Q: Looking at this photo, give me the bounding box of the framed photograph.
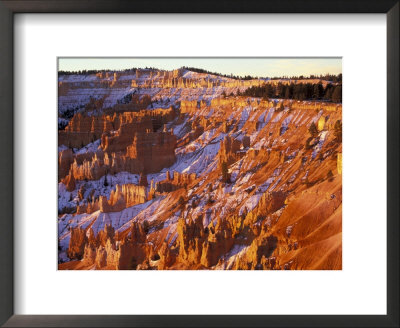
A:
[0,1,398,327]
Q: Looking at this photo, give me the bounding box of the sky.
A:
[58,57,341,78]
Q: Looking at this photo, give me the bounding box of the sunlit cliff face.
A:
[58,68,342,270]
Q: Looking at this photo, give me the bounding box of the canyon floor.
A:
[58,68,342,270]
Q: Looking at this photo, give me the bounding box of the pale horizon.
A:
[58,57,342,78]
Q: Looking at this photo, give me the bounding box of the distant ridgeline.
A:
[58,66,342,103]
[58,66,341,81]
[180,68,342,84]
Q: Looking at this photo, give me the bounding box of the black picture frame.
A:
[0,1,398,327]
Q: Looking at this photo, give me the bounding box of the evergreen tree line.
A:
[182,67,342,83]
[238,82,342,103]
[58,67,142,76]
[58,66,342,85]
[58,69,103,76]
[269,73,342,83]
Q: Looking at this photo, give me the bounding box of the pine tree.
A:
[139,173,148,187]
[324,86,333,101]
[327,170,334,181]
[178,196,185,208]
[313,83,323,99]
[318,83,324,99]
[276,82,284,97]
[285,86,290,99]
[332,85,342,103]
[265,84,273,98]
[334,120,342,142]
[308,122,318,137]
[262,94,269,101]
[221,161,230,183]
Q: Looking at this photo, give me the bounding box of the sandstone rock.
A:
[82,221,150,270]
[67,227,88,260]
[61,169,76,192]
[69,129,176,182]
[95,247,107,268]
[218,136,242,169]
[265,191,287,214]
[177,216,205,264]
[98,184,148,213]
[152,171,196,195]
[176,215,235,268]
[245,235,278,266]
[82,244,96,265]
[158,241,176,269]
[58,70,343,271]
[337,153,342,174]
[58,149,73,181]
[97,224,115,247]
[77,185,86,200]
[130,221,146,244]
[242,135,251,148]
[318,116,326,131]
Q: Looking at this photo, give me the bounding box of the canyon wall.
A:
[59,68,342,271]
[76,183,147,214]
[59,107,175,149]
[150,171,197,195]
[59,108,177,183]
